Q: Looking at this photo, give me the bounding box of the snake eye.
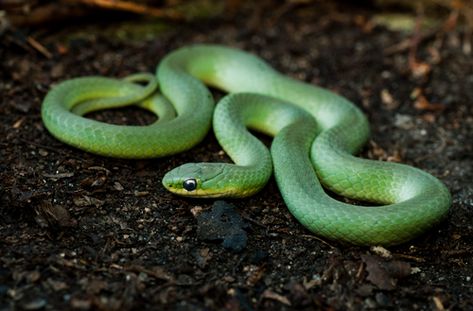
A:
[183,179,197,191]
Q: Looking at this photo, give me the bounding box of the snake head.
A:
[162,163,228,198]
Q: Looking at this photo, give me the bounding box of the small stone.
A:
[375,292,391,307]
[113,182,124,191]
[394,114,414,130]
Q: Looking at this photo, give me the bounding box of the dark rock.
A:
[196,201,249,252]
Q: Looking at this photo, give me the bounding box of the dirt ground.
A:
[1,3,473,310]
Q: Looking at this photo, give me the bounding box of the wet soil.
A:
[1,4,473,310]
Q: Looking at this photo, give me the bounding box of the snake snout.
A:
[162,164,193,192]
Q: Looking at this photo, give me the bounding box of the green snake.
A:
[41,44,451,245]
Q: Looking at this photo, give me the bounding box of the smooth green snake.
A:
[41,44,451,246]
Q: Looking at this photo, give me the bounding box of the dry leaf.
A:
[414,95,446,111]
[35,201,77,228]
[361,254,411,290]
[410,60,431,79]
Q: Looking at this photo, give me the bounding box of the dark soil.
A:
[1,3,473,310]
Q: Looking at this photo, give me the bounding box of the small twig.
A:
[299,233,337,249]
[67,0,184,19]
[26,36,53,59]
[240,211,267,228]
[393,253,426,263]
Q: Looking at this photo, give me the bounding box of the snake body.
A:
[42,44,451,245]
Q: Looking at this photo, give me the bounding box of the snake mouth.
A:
[186,184,255,198]
[165,187,236,198]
